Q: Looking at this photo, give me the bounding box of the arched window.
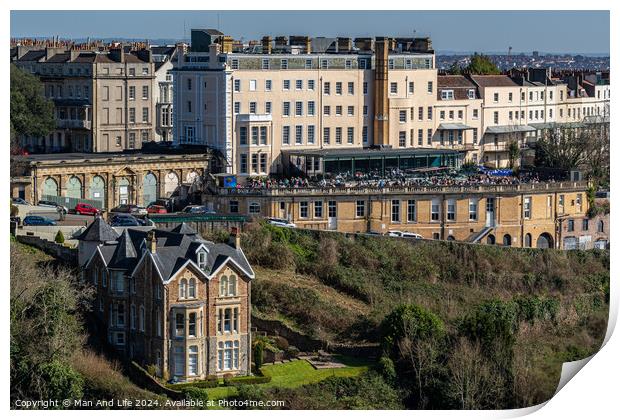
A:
[598,220,604,233]
[179,278,187,299]
[219,275,228,296]
[188,278,196,298]
[503,234,512,247]
[447,235,455,241]
[249,202,261,214]
[228,274,237,296]
[486,234,496,245]
[524,233,532,248]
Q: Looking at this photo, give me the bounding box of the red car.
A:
[147,204,168,214]
[75,202,101,216]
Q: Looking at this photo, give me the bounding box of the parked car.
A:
[110,204,148,216]
[363,231,383,237]
[110,218,141,227]
[12,197,30,205]
[265,217,296,228]
[75,202,101,216]
[110,214,145,226]
[387,230,403,237]
[38,200,68,214]
[181,205,213,214]
[23,215,57,226]
[402,232,423,239]
[146,204,168,214]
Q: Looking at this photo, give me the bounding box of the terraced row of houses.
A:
[172,29,609,174]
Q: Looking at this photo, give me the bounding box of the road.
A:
[24,209,96,227]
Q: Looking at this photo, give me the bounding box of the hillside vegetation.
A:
[210,222,609,408]
[10,239,167,408]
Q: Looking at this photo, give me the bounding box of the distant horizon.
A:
[10,10,610,55]
[9,36,610,58]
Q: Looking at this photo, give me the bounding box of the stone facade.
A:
[13,45,179,153]
[209,181,590,248]
[80,221,254,381]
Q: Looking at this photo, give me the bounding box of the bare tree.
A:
[446,337,504,409]
[397,320,444,409]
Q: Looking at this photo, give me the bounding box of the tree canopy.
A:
[10,64,55,147]
[466,53,501,75]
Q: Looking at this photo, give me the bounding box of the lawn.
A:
[198,356,371,403]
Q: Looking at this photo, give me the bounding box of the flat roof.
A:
[18,150,211,164]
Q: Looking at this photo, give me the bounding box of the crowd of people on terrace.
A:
[240,168,554,190]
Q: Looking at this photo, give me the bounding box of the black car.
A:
[110,214,145,226]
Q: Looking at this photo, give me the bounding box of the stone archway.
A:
[503,234,512,247]
[536,233,554,249]
[164,171,179,197]
[117,177,131,205]
[89,175,106,208]
[43,177,59,197]
[186,171,199,184]
[66,176,82,199]
[486,234,496,245]
[143,172,158,206]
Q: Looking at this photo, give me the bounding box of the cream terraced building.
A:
[172,31,610,174]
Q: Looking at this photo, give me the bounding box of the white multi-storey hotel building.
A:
[173,29,609,174]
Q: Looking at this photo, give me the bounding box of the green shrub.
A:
[54,230,65,244]
[223,373,234,386]
[378,355,396,384]
[273,336,289,350]
[284,346,299,359]
[39,360,84,402]
[184,387,209,405]
[253,341,264,372]
[227,374,272,385]
[146,364,157,377]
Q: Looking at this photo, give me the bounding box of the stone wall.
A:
[15,235,78,266]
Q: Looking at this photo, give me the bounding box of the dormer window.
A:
[197,251,207,270]
[441,90,454,100]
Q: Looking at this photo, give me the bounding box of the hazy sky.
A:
[10,10,610,54]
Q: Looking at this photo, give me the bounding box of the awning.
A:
[485,124,536,134]
[530,122,586,130]
[437,123,475,130]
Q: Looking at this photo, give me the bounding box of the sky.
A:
[10,10,610,55]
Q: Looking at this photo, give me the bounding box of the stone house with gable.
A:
[77,217,254,381]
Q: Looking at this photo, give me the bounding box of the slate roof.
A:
[83,219,254,281]
[437,75,479,100]
[75,216,119,242]
[469,75,519,88]
[16,50,46,62]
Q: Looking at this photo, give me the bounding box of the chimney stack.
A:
[230,226,241,249]
[147,230,157,253]
[222,36,233,53]
[262,36,272,54]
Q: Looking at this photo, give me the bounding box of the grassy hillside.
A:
[207,222,609,408]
